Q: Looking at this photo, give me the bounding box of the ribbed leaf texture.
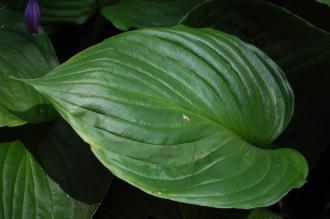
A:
[181,0,330,166]
[23,26,308,209]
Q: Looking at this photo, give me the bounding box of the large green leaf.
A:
[0,119,112,218]
[23,26,308,208]
[0,141,97,218]
[181,0,330,167]
[0,10,58,127]
[101,0,205,30]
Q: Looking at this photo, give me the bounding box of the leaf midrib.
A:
[31,78,252,148]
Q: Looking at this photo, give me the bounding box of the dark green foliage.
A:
[0,0,329,218]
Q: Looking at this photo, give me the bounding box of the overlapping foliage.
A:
[0,0,329,218]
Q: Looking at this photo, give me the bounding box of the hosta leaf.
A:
[101,0,205,30]
[246,208,281,219]
[23,26,308,208]
[0,141,100,218]
[181,0,330,167]
[0,10,58,126]
[0,118,112,218]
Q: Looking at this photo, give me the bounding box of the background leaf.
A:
[315,0,330,7]
[181,0,330,167]
[0,118,112,218]
[101,0,205,30]
[24,26,307,209]
[0,0,97,26]
[0,10,58,126]
[0,105,24,127]
[0,140,106,218]
[246,208,281,219]
[39,0,97,25]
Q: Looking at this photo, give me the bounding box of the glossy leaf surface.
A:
[24,26,308,208]
[0,10,58,126]
[181,0,330,167]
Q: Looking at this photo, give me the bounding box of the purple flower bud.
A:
[24,0,40,33]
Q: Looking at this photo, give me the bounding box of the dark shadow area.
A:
[266,0,330,33]
[94,177,248,219]
[49,13,121,63]
[285,0,330,32]
[285,141,330,219]
[10,103,58,124]
[0,118,112,205]
[94,177,182,219]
